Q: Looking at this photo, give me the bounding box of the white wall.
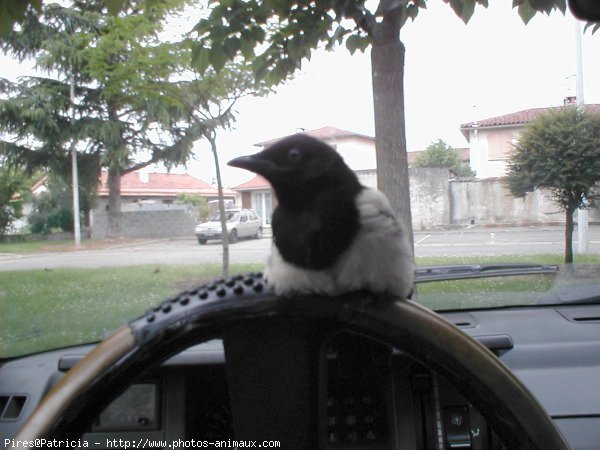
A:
[468,127,521,179]
[330,137,376,171]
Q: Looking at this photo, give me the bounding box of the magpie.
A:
[228,134,414,299]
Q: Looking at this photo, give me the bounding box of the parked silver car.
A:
[195,209,263,244]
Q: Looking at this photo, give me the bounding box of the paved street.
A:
[1,225,599,271]
[413,225,600,258]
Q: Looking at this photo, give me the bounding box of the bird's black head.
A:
[228,134,359,203]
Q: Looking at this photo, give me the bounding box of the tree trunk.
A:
[107,166,121,238]
[208,134,230,279]
[565,204,575,264]
[370,13,415,254]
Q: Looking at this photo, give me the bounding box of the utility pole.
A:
[67,17,81,247]
[574,17,588,254]
[70,70,81,247]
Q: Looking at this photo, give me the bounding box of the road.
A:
[1,225,599,271]
[414,226,600,258]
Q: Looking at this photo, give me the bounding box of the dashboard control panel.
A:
[323,332,392,448]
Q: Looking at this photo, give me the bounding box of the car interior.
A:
[2,269,600,449]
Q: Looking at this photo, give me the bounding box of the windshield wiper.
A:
[415,263,559,282]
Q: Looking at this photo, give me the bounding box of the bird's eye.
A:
[288,148,301,163]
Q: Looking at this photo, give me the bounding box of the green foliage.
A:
[0,2,234,190]
[506,107,600,211]
[190,0,428,84]
[27,176,76,234]
[0,0,587,41]
[414,139,475,177]
[186,0,578,84]
[0,0,266,242]
[507,106,600,263]
[29,208,73,234]
[176,193,209,220]
[0,0,42,37]
[0,165,29,235]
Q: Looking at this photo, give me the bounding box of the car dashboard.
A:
[2,304,600,450]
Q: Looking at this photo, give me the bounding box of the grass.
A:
[415,254,600,310]
[417,253,600,266]
[0,240,73,254]
[0,238,149,254]
[1,253,599,358]
[0,263,262,358]
[416,274,556,310]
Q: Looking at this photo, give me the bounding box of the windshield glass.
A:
[415,264,600,309]
[208,212,239,222]
[1,1,599,358]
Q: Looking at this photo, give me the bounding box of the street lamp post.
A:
[70,70,81,247]
[67,16,81,247]
[574,18,588,254]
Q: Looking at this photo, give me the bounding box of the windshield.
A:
[1,1,599,358]
[209,212,239,223]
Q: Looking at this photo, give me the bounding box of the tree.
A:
[24,173,98,234]
[506,106,600,263]
[171,65,270,277]
[414,139,475,177]
[0,1,233,237]
[177,193,210,221]
[27,175,74,234]
[0,163,29,236]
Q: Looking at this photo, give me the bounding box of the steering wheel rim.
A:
[15,273,570,449]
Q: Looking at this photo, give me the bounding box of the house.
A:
[233,174,274,226]
[97,169,236,210]
[460,103,600,179]
[255,126,377,172]
[14,169,232,237]
[10,177,50,232]
[232,126,377,227]
[92,169,238,239]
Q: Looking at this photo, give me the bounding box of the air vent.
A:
[0,395,27,421]
[572,316,600,323]
[443,312,477,328]
[557,306,600,324]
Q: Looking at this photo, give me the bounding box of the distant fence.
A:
[11,172,594,241]
[0,229,92,243]
[409,168,600,229]
[91,204,200,239]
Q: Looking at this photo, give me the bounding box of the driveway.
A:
[0,237,270,271]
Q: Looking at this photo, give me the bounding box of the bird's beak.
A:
[228,154,273,177]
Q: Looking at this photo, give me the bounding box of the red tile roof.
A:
[255,126,374,147]
[232,175,271,191]
[98,171,236,198]
[460,104,600,130]
[30,176,49,196]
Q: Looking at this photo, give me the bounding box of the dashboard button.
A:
[443,406,471,449]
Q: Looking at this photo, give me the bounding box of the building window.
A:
[254,191,272,226]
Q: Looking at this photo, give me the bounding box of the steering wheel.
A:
[15,273,569,449]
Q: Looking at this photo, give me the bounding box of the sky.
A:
[2,1,599,188]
